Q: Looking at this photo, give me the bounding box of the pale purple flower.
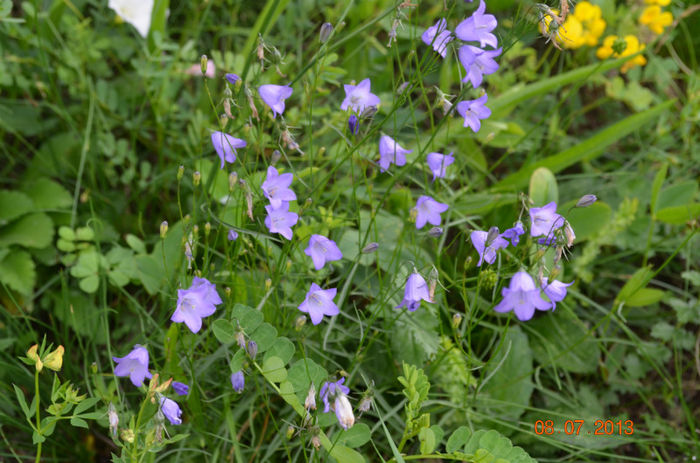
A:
[540,277,574,310]
[334,394,355,430]
[455,0,499,49]
[458,45,502,88]
[421,19,453,58]
[225,73,240,85]
[456,94,491,132]
[378,135,411,172]
[414,195,449,229]
[320,378,350,413]
[298,283,339,325]
[470,229,509,266]
[426,152,454,180]
[159,397,182,425]
[341,78,381,113]
[113,345,152,387]
[247,340,258,359]
[529,202,564,237]
[264,202,298,240]
[538,234,557,246]
[396,272,432,311]
[304,234,343,270]
[231,371,245,393]
[494,271,551,321]
[171,277,222,334]
[211,131,247,169]
[108,403,119,437]
[502,221,525,247]
[348,114,359,134]
[228,229,238,241]
[262,166,296,209]
[172,381,189,396]
[258,84,293,118]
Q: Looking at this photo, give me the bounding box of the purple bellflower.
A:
[396,272,432,311]
[159,397,182,425]
[262,166,297,209]
[348,114,359,134]
[501,221,525,247]
[228,229,238,241]
[470,228,509,266]
[421,19,453,58]
[414,195,449,229]
[113,344,152,387]
[458,45,502,88]
[455,0,499,49]
[341,78,381,113]
[298,283,339,325]
[171,277,223,334]
[320,378,355,430]
[540,277,574,310]
[426,152,455,181]
[211,131,247,169]
[172,381,189,396]
[225,73,240,85]
[231,371,245,393]
[264,202,298,240]
[529,202,564,237]
[494,271,551,321]
[378,135,411,172]
[304,234,343,270]
[258,84,293,118]
[456,94,491,132]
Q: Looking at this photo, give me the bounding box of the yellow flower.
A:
[640,5,673,35]
[573,1,607,46]
[540,2,606,49]
[44,345,64,371]
[644,0,670,5]
[27,344,43,372]
[596,35,647,73]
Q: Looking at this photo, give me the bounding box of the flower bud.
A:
[362,242,379,254]
[200,55,208,75]
[230,371,245,393]
[549,266,561,281]
[428,227,443,237]
[193,171,201,187]
[204,222,211,237]
[295,315,307,331]
[358,395,372,413]
[361,106,377,119]
[319,22,333,43]
[348,114,359,135]
[334,395,355,430]
[311,434,321,449]
[486,226,500,245]
[564,223,576,248]
[225,73,240,85]
[235,330,246,349]
[452,313,462,328]
[247,340,258,359]
[228,172,238,191]
[397,81,410,95]
[177,165,184,181]
[27,344,43,372]
[228,229,238,241]
[576,194,597,208]
[121,428,135,443]
[286,425,295,439]
[108,403,119,437]
[305,383,316,410]
[160,221,168,238]
[265,278,272,290]
[271,150,282,165]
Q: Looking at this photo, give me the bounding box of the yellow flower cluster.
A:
[540,1,606,49]
[596,35,647,73]
[639,4,673,35]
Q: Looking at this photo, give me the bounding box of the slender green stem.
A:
[34,369,41,463]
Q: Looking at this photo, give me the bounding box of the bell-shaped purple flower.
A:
[298,283,339,325]
[172,381,190,396]
[171,277,223,334]
[211,131,247,169]
[421,19,453,58]
[529,202,564,237]
[113,344,152,387]
[414,195,449,229]
[470,229,509,266]
[262,166,297,209]
[228,229,238,241]
[540,277,574,310]
[258,84,293,118]
[264,202,298,240]
[334,394,355,430]
[455,0,499,49]
[426,152,454,181]
[494,271,551,321]
[304,234,343,270]
[396,272,432,311]
[320,378,350,413]
[456,94,491,132]
[225,73,240,85]
[458,45,502,88]
[341,78,381,113]
[159,397,183,425]
[348,114,359,134]
[231,371,245,393]
[501,221,525,247]
[378,135,411,172]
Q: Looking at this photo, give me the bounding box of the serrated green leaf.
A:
[0,250,36,295]
[0,212,54,248]
[22,178,72,209]
[0,190,34,225]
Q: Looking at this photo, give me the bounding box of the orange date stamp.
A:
[534,419,634,436]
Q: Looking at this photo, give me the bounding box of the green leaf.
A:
[616,266,653,306]
[564,201,612,241]
[337,423,371,448]
[0,212,54,248]
[249,322,277,353]
[493,100,675,191]
[21,178,72,210]
[287,358,328,401]
[0,190,33,225]
[70,417,88,429]
[530,311,600,374]
[650,163,668,216]
[13,384,30,419]
[229,349,246,373]
[231,304,264,332]
[327,444,365,463]
[528,167,558,207]
[446,426,472,453]
[73,397,100,415]
[79,275,99,293]
[261,356,287,383]
[419,427,436,454]
[656,203,700,225]
[0,250,36,295]
[462,429,537,463]
[625,288,665,307]
[480,326,533,419]
[263,336,295,365]
[650,322,674,342]
[125,234,146,254]
[212,319,237,344]
[656,180,697,211]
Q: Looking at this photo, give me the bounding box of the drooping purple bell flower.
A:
[298,283,339,325]
[414,195,449,229]
[378,135,411,172]
[258,84,293,118]
[470,228,509,266]
[113,345,152,387]
[171,277,223,334]
[211,131,247,169]
[456,94,491,132]
[494,271,551,321]
[304,234,343,270]
[159,397,183,425]
[396,272,432,312]
[426,152,454,181]
[540,277,574,310]
[458,45,502,88]
[455,0,499,49]
[529,202,564,237]
[421,18,453,58]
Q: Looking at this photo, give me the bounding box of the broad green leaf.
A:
[564,201,612,241]
[462,429,537,463]
[0,212,54,248]
[0,190,33,225]
[656,203,700,225]
[656,180,697,211]
[21,178,72,209]
[419,427,436,454]
[626,288,665,307]
[125,234,146,254]
[70,417,88,429]
[278,380,304,414]
[337,423,371,448]
[530,311,600,374]
[212,319,237,344]
[263,336,295,365]
[616,266,653,306]
[249,322,277,353]
[0,250,36,295]
[446,426,472,453]
[261,356,287,383]
[231,304,264,332]
[326,443,365,463]
[73,397,100,415]
[528,167,558,207]
[229,349,246,373]
[287,358,327,399]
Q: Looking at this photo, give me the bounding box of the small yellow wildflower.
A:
[644,0,671,6]
[640,5,673,35]
[43,345,64,371]
[27,344,43,372]
[539,2,606,49]
[596,35,647,73]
